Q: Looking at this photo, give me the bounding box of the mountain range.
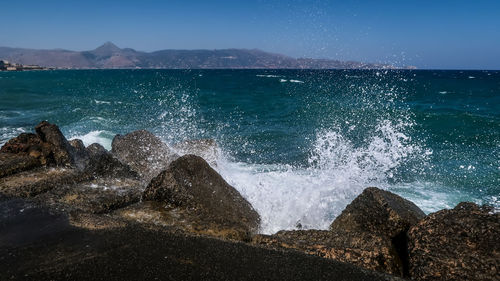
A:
[0,42,407,69]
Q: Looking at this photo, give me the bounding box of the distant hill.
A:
[0,42,409,69]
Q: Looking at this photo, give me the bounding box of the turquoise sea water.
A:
[1,69,499,233]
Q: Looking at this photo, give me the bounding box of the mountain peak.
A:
[92,42,121,56]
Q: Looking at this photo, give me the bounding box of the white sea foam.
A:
[215,118,428,234]
[94,99,111,105]
[256,74,283,78]
[279,79,287,83]
[70,130,115,150]
[289,79,304,83]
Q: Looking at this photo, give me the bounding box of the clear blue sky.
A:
[1,0,499,69]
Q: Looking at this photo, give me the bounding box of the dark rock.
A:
[0,121,77,168]
[408,202,500,281]
[86,143,138,179]
[326,187,425,277]
[112,130,178,182]
[69,139,90,168]
[0,198,403,281]
[34,121,75,166]
[0,153,41,178]
[253,229,402,276]
[172,138,218,166]
[35,178,142,214]
[143,154,260,240]
[330,187,425,237]
[0,167,91,197]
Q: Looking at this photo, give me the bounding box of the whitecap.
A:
[289,79,304,83]
[94,99,111,105]
[70,130,115,150]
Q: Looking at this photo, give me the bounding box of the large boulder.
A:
[143,154,260,240]
[111,130,178,182]
[328,187,426,277]
[408,202,499,281]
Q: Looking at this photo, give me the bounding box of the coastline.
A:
[1,121,498,280]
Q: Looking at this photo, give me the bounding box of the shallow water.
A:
[1,69,498,233]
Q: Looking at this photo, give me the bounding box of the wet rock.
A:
[143,154,260,240]
[330,187,425,237]
[34,121,75,166]
[112,130,178,182]
[1,121,77,167]
[172,138,218,166]
[327,187,425,276]
[35,178,142,214]
[69,139,90,168]
[0,153,41,178]
[408,202,500,281]
[86,143,139,179]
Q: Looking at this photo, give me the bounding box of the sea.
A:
[0,69,499,234]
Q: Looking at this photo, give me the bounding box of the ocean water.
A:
[1,69,499,234]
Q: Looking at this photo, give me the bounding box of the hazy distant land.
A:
[0,42,414,70]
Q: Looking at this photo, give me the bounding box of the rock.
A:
[1,121,77,167]
[69,139,90,168]
[253,229,402,275]
[112,130,178,182]
[35,178,142,214]
[86,143,139,179]
[330,187,425,237]
[0,153,41,178]
[252,187,426,277]
[326,187,426,277]
[0,167,90,198]
[172,138,218,166]
[34,121,75,166]
[408,202,500,281]
[0,198,404,281]
[143,154,260,240]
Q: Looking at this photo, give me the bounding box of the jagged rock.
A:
[112,130,178,182]
[1,121,77,167]
[172,138,218,166]
[408,202,500,281]
[143,154,260,240]
[330,187,425,237]
[69,139,89,168]
[0,153,41,178]
[327,187,425,277]
[34,121,75,166]
[86,143,138,179]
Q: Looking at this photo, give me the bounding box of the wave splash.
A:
[215,118,426,234]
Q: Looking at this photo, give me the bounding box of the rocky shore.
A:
[1,121,498,280]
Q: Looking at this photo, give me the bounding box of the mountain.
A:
[0,42,404,69]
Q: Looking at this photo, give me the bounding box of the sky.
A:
[1,0,499,69]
